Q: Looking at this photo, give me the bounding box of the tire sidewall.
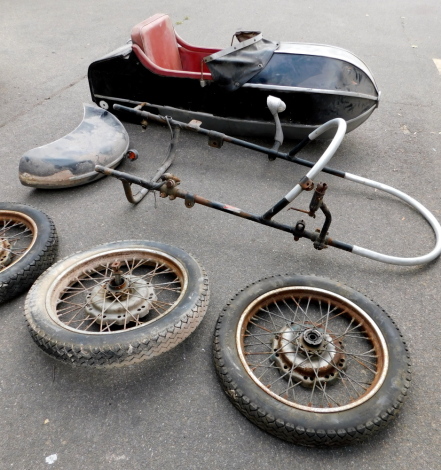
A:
[0,203,57,303]
[0,203,55,283]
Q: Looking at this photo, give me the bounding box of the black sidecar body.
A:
[88,13,380,139]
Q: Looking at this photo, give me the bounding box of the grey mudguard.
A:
[19,104,129,189]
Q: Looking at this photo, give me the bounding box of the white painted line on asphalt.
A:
[433,58,441,74]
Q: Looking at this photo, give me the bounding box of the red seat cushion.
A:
[131,14,182,71]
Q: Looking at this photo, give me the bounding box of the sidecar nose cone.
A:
[18,104,129,189]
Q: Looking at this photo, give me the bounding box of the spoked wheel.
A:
[25,240,209,367]
[0,203,57,304]
[213,275,411,447]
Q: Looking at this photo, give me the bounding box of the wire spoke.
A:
[0,220,34,270]
[51,254,182,333]
[239,287,384,410]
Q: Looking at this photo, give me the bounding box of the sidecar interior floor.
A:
[18,104,129,189]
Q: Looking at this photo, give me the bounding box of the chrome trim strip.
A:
[94,95,144,106]
[243,83,378,101]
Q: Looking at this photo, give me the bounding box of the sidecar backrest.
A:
[131,14,183,71]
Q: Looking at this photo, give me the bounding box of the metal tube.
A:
[314,202,332,250]
[284,118,347,203]
[344,173,441,265]
[262,118,347,220]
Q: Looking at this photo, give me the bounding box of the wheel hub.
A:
[272,323,347,387]
[0,238,12,268]
[302,328,324,348]
[85,275,157,326]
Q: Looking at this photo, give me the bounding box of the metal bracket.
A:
[185,194,195,208]
[299,176,314,191]
[189,119,202,129]
[293,220,306,241]
[207,131,224,149]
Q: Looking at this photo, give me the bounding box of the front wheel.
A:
[25,240,209,367]
[213,275,411,446]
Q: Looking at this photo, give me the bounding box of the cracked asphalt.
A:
[1,1,440,469]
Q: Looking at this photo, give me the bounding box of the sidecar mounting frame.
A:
[95,103,441,267]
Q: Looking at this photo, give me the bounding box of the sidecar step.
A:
[19,104,129,189]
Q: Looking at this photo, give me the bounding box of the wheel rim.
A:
[46,248,187,334]
[0,210,38,272]
[236,286,388,413]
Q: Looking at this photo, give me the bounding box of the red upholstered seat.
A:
[131,14,183,71]
[130,14,217,79]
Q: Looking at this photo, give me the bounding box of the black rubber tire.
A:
[25,240,209,367]
[0,203,58,304]
[213,274,411,447]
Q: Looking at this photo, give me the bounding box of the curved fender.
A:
[19,104,130,188]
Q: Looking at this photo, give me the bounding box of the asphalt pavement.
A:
[1,1,440,469]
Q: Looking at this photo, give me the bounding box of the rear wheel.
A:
[213,274,411,446]
[25,240,209,367]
